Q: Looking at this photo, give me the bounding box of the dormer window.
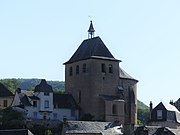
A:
[157,110,163,120]
[33,101,37,107]
[44,92,49,96]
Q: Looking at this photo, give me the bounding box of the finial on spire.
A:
[88,20,95,39]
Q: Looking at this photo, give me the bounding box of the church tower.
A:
[64,21,138,133]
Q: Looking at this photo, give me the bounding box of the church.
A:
[64,21,138,133]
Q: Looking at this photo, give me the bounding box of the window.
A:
[82,64,87,73]
[53,113,57,120]
[3,100,7,107]
[33,112,37,118]
[44,92,49,96]
[69,67,73,76]
[157,110,163,119]
[33,101,37,107]
[112,104,117,115]
[101,63,106,73]
[44,100,49,108]
[43,115,47,120]
[109,64,113,73]
[76,65,79,75]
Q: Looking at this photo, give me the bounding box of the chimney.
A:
[169,100,174,105]
[16,88,21,94]
[149,101,153,120]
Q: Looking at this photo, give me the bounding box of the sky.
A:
[0,0,180,106]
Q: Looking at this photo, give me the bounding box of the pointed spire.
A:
[88,20,95,39]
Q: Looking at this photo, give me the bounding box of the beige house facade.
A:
[0,83,14,110]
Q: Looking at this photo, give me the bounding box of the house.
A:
[11,79,79,121]
[0,82,14,110]
[62,120,123,135]
[64,21,138,134]
[134,126,180,135]
[149,102,180,129]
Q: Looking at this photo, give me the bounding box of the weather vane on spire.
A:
[88,20,95,39]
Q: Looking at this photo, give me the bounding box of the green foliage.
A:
[137,100,150,125]
[138,100,149,110]
[0,78,20,93]
[30,125,48,135]
[18,78,65,90]
[30,124,62,135]
[0,78,65,92]
[54,89,65,94]
[0,107,25,129]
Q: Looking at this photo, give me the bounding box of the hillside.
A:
[138,100,149,110]
[18,79,65,90]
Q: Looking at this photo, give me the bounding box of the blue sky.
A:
[0,0,180,106]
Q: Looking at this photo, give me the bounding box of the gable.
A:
[0,83,13,97]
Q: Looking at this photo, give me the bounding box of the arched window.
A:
[101,63,106,73]
[112,104,117,115]
[76,65,79,75]
[69,67,73,76]
[82,64,87,73]
[109,64,113,73]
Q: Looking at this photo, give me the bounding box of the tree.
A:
[0,107,25,129]
[0,79,20,93]
[137,108,150,125]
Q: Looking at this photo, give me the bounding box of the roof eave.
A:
[64,57,121,65]
[119,77,139,82]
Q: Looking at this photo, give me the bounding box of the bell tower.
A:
[64,21,138,129]
[88,21,95,39]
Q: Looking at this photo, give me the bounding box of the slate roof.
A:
[0,129,33,135]
[134,126,159,135]
[119,67,138,82]
[134,126,180,135]
[154,127,180,135]
[0,82,13,97]
[19,93,32,106]
[34,79,53,93]
[64,36,120,64]
[163,103,180,113]
[64,121,123,135]
[18,91,39,106]
[53,94,78,109]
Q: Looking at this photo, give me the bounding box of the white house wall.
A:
[36,92,53,112]
[52,108,78,121]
